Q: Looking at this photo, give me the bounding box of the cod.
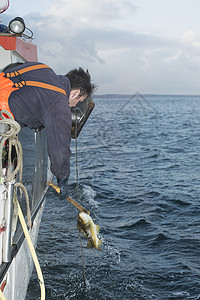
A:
[77,212,102,250]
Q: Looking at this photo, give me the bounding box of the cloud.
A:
[46,0,136,24]
[3,0,200,94]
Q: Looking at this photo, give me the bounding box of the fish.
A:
[77,212,102,250]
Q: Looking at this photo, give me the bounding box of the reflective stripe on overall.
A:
[0,64,67,119]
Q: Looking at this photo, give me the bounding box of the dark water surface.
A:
[27,95,200,299]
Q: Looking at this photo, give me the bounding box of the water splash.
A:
[82,185,99,209]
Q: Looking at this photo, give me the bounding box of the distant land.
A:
[93,93,148,98]
[93,93,200,98]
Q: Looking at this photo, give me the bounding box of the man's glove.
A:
[57,178,69,200]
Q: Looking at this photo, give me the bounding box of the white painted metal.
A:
[2,201,45,300]
[2,181,14,262]
[0,36,27,270]
[0,183,6,265]
[0,46,25,71]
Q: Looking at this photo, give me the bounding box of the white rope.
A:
[0,117,26,224]
[0,118,22,182]
[14,182,32,229]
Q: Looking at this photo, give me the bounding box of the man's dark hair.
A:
[66,67,95,97]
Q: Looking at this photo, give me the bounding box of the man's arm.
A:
[42,95,72,180]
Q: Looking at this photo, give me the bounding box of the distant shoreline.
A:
[93,93,200,98]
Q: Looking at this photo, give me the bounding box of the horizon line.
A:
[93,93,200,97]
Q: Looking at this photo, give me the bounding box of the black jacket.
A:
[6,62,72,180]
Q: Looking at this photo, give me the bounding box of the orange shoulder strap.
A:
[13,81,66,95]
[6,63,67,96]
[5,64,51,78]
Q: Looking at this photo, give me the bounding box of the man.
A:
[0,61,95,198]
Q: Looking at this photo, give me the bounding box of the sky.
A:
[1,0,200,95]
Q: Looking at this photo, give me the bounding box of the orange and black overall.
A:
[0,63,67,119]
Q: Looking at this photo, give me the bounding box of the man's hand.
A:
[57,178,69,200]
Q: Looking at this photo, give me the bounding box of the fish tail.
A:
[95,224,100,234]
[97,238,102,249]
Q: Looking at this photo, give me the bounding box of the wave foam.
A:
[82,185,99,208]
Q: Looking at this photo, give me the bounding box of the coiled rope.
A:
[0,112,22,183]
[0,114,45,300]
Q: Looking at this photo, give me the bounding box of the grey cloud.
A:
[2,3,200,94]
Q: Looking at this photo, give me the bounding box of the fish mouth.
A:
[78,212,84,220]
[78,212,89,222]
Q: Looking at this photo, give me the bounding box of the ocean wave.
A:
[82,184,99,209]
[168,198,191,207]
[116,217,151,230]
[150,233,170,246]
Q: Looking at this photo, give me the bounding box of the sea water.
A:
[27,94,200,299]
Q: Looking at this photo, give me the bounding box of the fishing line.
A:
[75,116,87,287]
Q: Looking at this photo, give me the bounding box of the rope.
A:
[0,117,30,226]
[0,117,22,183]
[0,114,45,299]
[11,190,18,236]
[17,199,45,300]
[0,110,14,121]
[0,290,6,300]
[0,116,22,182]
[75,118,87,287]
[75,121,79,202]
[14,183,32,232]
[79,231,87,288]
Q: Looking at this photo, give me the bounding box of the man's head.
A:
[66,68,95,107]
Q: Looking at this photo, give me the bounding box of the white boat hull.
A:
[1,201,45,300]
